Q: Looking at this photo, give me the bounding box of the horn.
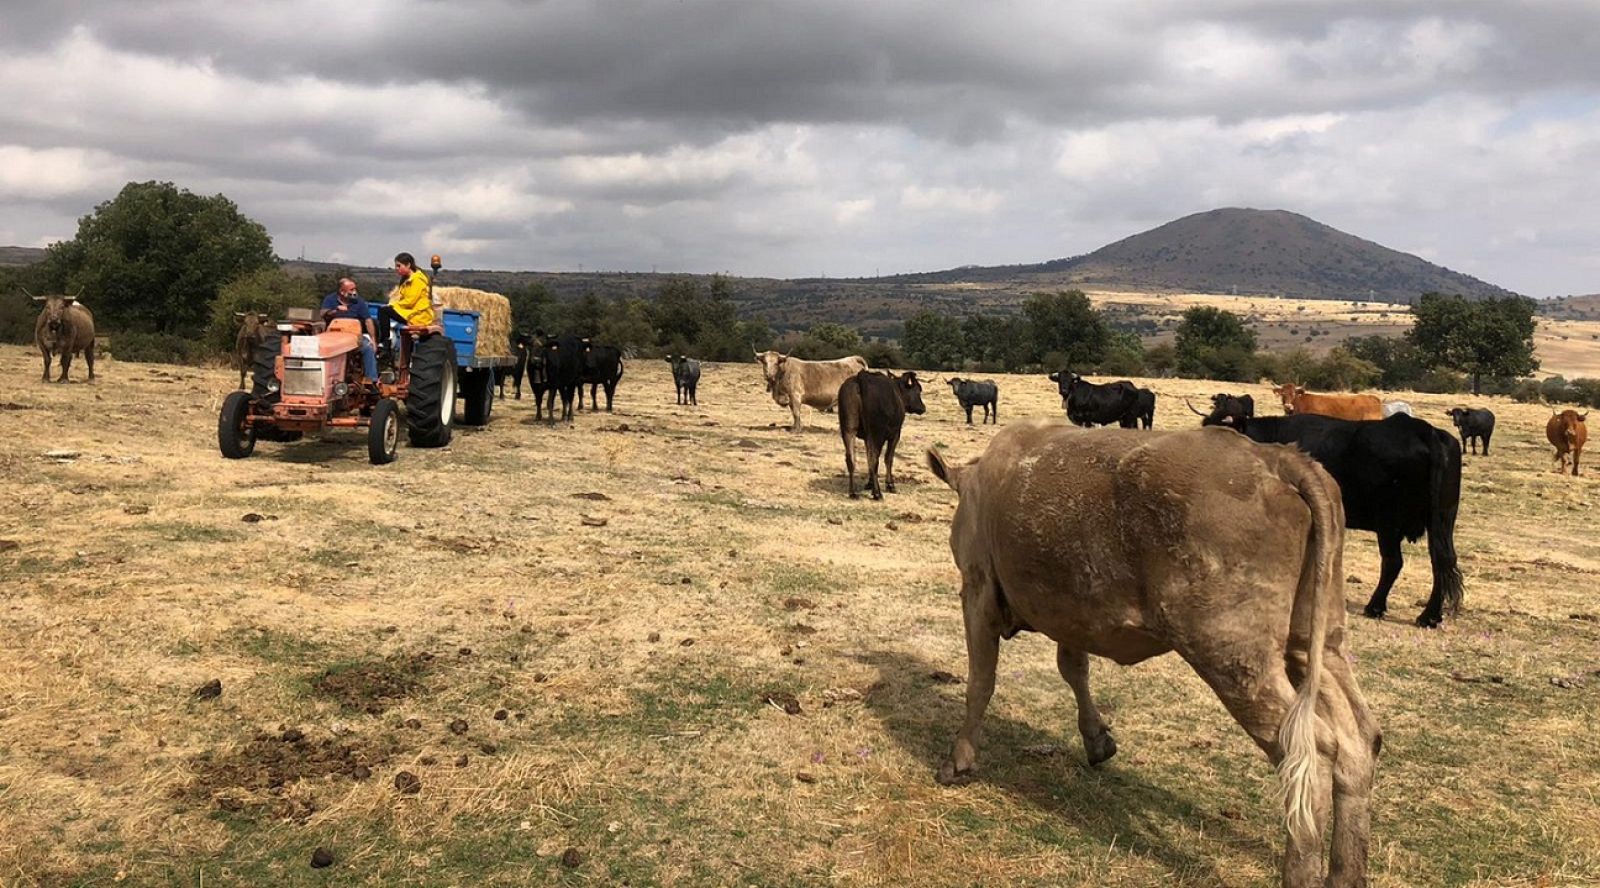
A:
[1184,398,1209,417]
[20,286,37,299]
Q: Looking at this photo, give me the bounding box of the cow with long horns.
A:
[34,294,97,383]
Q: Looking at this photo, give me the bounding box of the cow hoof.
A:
[1085,729,1118,766]
[936,761,974,786]
[1362,605,1386,620]
[849,492,860,500]
[1414,614,1442,629]
[885,483,896,493]
[870,491,883,501]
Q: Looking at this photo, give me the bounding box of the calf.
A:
[1446,407,1495,456]
[1047,371,1139,427]
[1274,383,1384,420]
[667,354,701,405]
[1547,410,1588,475]
[1201,408,1464,628]
[946,377,998,424]
[927,423,1376,887]
[233,311,269,389]
[838,370,926,499]
[34,295,97,383]
[576,340,624,411]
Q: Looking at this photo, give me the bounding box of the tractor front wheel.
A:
[406,335,457,448]
[368,398,400,464]
[218,390,257,459]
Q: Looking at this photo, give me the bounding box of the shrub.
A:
[109,331,210,365]
[204,269,320,358]
[1413,368,1467,394]
[1509,379,1543,403]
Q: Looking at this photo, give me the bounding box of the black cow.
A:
[1446,407,1496,455]
[576,340,624,412]
[1187,393,1255,424]
[501,331,533,399]
[541,334,582,422]
[1129,387,1156,429]
[838,370,926,499]
[1047,371,1140,428]
[667,354,701,405]
[1200,409,1464,628]
[946,377,998,425]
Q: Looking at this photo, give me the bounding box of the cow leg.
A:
[843,431,858,498]
[1055,645,1116,765]
[937,568,1004,786]
[1324,660,1379,888]
[866,436,885,500]
[964,404,973,424]
[1482,432,1491,456]
[790,397,805,432]
[883,430,900,493]
[605,380,616,412]
[1363,531,1403,620]
[1575,446,1583,477]
[84,341,95,381]
[57,350,72,382]
[40,347,52,382]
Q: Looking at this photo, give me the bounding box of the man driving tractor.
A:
[320,277,379,382]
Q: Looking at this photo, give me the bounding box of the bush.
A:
[860,340,906,369]
[203,269,320,358]
[1568,378,1600,408]
[0,290,37,345]
[1509,379,1543,403]
[1539,375,1574,403]
[1413,368,1467,394]
[109,331,210,365]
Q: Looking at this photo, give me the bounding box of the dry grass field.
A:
[1,342,1598,888]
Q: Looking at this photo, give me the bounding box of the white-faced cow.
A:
[754,351,869,431]
[928,422,1377,888]
[946,377,998,425]
[1446,407,1495,456]
[838,370,926,498]
[667,355,701,405]
[1201,403,1464,628]
[34,295,97,383]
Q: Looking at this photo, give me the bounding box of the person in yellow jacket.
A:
[376,252,436,368]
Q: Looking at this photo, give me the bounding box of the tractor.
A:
[217,256,510,464]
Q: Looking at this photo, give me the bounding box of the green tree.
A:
[1175,306,1258,381]
[45,181,275,336]
[901,310,965,369]
[507,282,555,334]
[1025,290,1109,370]
[808,322,862,353]
[1408,293,1539,395]
[1344,334,1426,389]
[597,297,657,353]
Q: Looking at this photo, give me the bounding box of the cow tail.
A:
[1276,452,1342,849]
[1429,432,1465,615]
[926,447,964,492]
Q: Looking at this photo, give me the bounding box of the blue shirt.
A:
[321,292,371,324]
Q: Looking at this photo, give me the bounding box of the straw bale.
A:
[389,285,513,357]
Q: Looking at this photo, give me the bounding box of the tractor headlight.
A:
[332,381,350,398]
[266,379,280,393]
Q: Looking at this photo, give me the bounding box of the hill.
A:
[0,246,47,267]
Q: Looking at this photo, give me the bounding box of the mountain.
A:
[0,246,47,267]
[902,208,1520,303]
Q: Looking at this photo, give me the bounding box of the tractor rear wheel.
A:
[368,398,400,464]
[406,335,457,448]
[218,390,257,459]
[460,367,494,426]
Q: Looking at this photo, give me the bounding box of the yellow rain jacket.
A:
[390,271,435,326]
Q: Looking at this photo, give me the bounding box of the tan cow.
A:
[234,311,271,390]
[927,422,1378,888]
[33,295,97,383]
[1547,409,1588,476]
[754,351,868,430]
[1274,383,1383,420]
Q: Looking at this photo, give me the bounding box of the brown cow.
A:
[33,295,97,383]
[1274,383,1383,420]
[927,422,1378,887]
[754,351,869,430]
[1547,410,1588,476]
[838,370,926,499]
[234,311,271,390]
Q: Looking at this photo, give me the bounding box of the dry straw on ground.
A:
[0,340,1597,887]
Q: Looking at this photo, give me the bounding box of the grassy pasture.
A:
[1,342,1598,887]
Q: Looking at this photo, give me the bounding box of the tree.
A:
[44,181,275,336]
[597,297,657,354]
[901,310,965,369]
[1408,293,1539,395]
[1175,306,1258,381]
[808,322,862,353]
[1344,334,1425,389]
[203,269,318,356]
[1025,290,1109,370]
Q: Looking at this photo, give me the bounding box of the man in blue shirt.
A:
[320,278,379,382]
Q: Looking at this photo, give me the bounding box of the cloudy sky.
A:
[2,1,1598,296]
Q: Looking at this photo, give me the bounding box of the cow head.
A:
[946,377,965,394]
[1048,370,1079,404]
[1446,407,1467,428]
[897,371,927,415]
[1273,382,1304,413]
[754,350,783,390]
[513,331,533,353]
[235,310,267,336]
[35,294,76,338]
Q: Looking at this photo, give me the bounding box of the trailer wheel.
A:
[460,367,494,426]
[218,390,257,459]
[368,398,400,464]
[406,335,457,447]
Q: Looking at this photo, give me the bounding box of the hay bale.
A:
[389,285,513,357]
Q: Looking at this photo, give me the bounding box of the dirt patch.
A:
[310,655,429,714]
[183,728,394,821]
